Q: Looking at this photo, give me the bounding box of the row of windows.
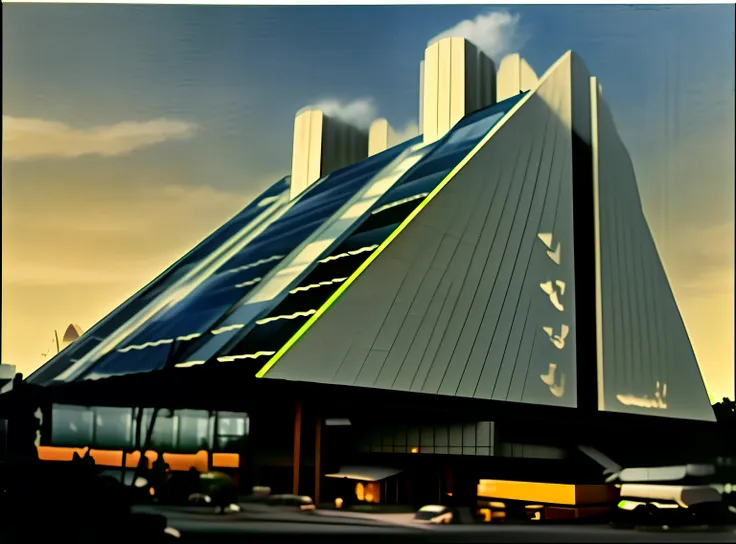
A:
[353,422,565,460]
[355,421,496,457]
[48,404,248,454]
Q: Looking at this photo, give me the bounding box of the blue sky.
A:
[4,5,733,194]
[2,4,734,399]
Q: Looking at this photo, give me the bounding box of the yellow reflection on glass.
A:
[542,325,569,349]
[538,232,562,265]
[540,363,566,397]
[615,381,668,409]
[539,281,565,312]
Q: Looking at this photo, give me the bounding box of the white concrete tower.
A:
[496,53,539,102]
[290,108,369,200]
[421,37,496,145]
[419,60,425,132]
[368,118,396,157]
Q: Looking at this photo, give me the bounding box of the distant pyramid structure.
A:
[62,324,83,344]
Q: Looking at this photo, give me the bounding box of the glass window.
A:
[381,427,394,453]
[139,408,177,451]
[449,424,463,447]
[407,427,420,450]
[93,406,134,450]
[216,436,245,452]
[445,111,504,146]
[434,426,449,455]
[177,409,212,453]
[476,421,492,448]
[217,412,248,437]
[50,405,94,447]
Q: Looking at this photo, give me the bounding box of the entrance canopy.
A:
[325,466,402,482]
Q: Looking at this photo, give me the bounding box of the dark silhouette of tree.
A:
[712,397,736,455]
[713,397,736,423]
[3,373,40,462]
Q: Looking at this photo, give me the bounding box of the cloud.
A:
[311,98,377,130]
[302,98,419,142]
[2,116,199,161]
[429,10,525,61]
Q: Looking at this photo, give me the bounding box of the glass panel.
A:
[445,111,505,146]
[139,408,177,452]
[370,429,382,453]
[407,427,420,450]
[217,412,248,437]
[434,426,449,448]
[216,435,245,452]
[93,406,134,450]
[177,409,212,453]
[381,429,393,454]
[420,426,434,447]
[393,426,407,447]
[462,423,476,448]
[476,421,491,448]
[50,405,94,447]
[449,424,463,447]
[371,173,445,208]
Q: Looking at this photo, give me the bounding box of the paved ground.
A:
[134,504,736,543]
[311,509,428,528]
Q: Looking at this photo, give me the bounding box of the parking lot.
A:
[133,503,736,543]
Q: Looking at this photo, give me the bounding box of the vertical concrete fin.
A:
[290,108,369,199]
[369,118,391,157]
[423,37,498,145]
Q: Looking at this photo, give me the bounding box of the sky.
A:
[2,4,734,401]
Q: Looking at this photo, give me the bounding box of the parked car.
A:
[414,505,454,524]
[267,494,316,511]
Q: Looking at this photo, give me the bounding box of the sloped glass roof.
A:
[189,95,525,376]
[73,138,417,381]
[28,176,291,385]
[39,96,523,384]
